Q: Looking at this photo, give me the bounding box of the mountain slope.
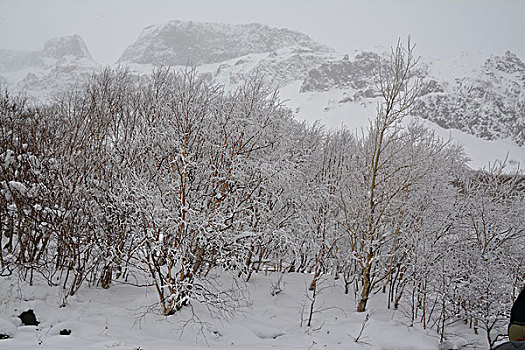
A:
[0,34,98,100]
[415,52,525,146]
[119,20,332,66]
[0,21,523,169]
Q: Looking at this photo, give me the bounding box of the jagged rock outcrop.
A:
[0,34,98,99]
[414,52,525,146]
[41,34,93,61]
[119,20,332,66]
[300,52,382,92]
[0,34,94,74]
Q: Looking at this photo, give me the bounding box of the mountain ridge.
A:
[119,20,333,66]
[0,21,523,168]
[0,34,95,74]
[0,34,98,99]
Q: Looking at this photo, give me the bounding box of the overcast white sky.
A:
[0,0,523,64]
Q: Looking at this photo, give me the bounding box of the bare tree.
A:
[340,38,443,312]
[121,68,293,315]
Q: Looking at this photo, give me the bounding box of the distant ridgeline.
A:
[0,21,524,147]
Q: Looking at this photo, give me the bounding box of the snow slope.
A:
[415,52,525,147]
[0,271,487,349]
[279,80,525,171]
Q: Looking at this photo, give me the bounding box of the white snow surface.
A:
[0,272,486,349]
[422,51,486,81]
[279,79,525,171]
[0,316,17,338]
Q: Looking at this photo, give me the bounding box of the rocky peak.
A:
[414,51,525,146]
[300,51,382,92]
[482,51,525,83]
[41,34,93,60]
[119,20,332,66]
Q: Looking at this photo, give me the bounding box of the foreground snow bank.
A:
[0,272,486,349]
[0,316,17,339]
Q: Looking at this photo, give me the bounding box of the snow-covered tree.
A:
[339,38,426,312]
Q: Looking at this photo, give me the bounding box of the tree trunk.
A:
[357,265,371,312]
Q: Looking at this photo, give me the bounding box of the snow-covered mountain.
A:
[0,21,523,169]
[119,20,332,66]
[0,34,98,99]
[278,50,525,169]
[415,52,525,146]
[40,34,93,61]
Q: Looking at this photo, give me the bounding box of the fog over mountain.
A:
[0,35,95,73]
[0,19,523,169]
[119,20,332,66]
[1,1,523,65]
[1,6,525,350]
[0,34,98,99]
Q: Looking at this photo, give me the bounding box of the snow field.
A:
[0,271,486,349]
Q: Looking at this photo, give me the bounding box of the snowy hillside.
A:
[415,52,525,146]
[0,20,523,169]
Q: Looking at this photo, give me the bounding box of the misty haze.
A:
[1,1,524,349]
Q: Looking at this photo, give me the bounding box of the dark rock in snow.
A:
[300,51,382,92]
[19,309,39,326]
[60,329,72,335]
[414,51,525,146]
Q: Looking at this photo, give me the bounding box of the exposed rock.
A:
[41,34,93,60]
[414,52,525,146]
[0,317,16,340]
[19,309,39,326]
[300,51,382,92]
[60,329,72,335]
[119,20,332,66]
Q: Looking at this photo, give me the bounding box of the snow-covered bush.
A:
[1,45,523,347]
